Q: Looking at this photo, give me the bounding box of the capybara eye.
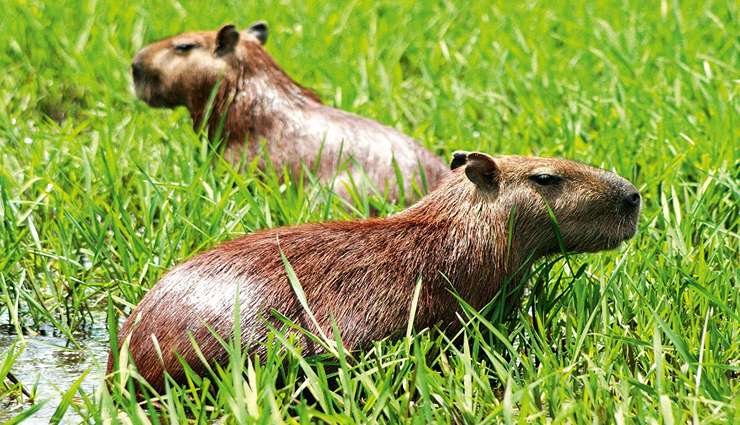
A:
[529,174,562,186]
[174,43,197,52]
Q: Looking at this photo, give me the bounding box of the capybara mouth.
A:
[567,212,639,253]
[133,79,174,108]
[600,190,641,250]
[601,213,640,250]
[131,64,171,108]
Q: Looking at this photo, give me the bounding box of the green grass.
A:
[1,0,738,422]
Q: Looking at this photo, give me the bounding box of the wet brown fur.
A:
[132,23,448,201]
[107,153,641,393]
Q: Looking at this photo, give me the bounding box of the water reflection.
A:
[0,313,109,423]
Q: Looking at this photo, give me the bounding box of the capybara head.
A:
[450,152,640,255]
[131,22,268,108]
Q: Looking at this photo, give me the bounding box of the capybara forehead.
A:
[494,155,602,180]
[134,32,211,58]
[159,31,216,47]
[146,28,263,51]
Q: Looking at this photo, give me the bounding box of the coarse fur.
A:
[108,152,641,393]
[131,22,448,201]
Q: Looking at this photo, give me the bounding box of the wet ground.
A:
[0,315,109,424]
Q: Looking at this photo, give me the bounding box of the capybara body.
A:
[108,152,641,392]
[131,23,447,201]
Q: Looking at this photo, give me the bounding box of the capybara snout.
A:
[608,173,641,214]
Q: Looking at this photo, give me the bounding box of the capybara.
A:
[131,22,447,202]
[108,152,641,392]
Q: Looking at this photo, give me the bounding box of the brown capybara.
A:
[107,151,641,392]
[131,22,447,202]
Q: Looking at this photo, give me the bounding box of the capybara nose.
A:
[131,61,143,81]
[623,191,641,210]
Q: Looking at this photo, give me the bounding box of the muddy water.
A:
[0,315,109,424]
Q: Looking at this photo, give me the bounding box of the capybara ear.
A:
[246,21,268,45]
[464,152,499,191]
[216,24,240,56]
[450,151,469,170]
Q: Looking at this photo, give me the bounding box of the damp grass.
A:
[0,0,738,423]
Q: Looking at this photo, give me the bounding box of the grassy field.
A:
[0,0,738,422]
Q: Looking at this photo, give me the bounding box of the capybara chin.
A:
[107,152,641,392]
[131,22,447,202]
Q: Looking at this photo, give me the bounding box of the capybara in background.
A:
[131,22,448,202]
[108,151,641,393]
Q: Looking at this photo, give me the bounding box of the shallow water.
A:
[0,315,109,424]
